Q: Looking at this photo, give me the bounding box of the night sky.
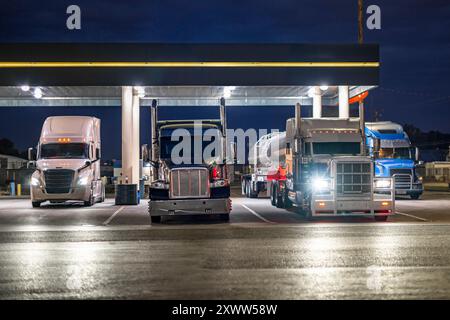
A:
[0,0,449,160]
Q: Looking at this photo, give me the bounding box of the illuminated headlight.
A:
[31,177,40,186]
[77,176,90,186]
[151,181,168,189]
[418,176,423,182]
[312,178,330,192]
[211,179,228,188]
[375,179,391,189]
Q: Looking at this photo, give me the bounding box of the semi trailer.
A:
[146,99,231,223]
[366,121,423,199]
[28,116,105,207]
[260,104,395,221]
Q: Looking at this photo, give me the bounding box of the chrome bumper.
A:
[31,185,91,202]
[149,198,231,216]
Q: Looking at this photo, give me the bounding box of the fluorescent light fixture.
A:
[135,86,146,98]
[223,86,236,98]
[320,85,329,91]
[21,85,30,92]
[33,87,42,99]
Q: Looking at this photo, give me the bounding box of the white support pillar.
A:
[339,85,350,119]
[121,86,133,184]
[131,87,140,189]
[312,86,322,119]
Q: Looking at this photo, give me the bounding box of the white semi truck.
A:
[245,104,395,221]
[28,116,105,207]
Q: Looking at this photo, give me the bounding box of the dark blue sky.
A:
[0,0,449,159]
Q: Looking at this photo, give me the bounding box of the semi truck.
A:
[28,116,105,207]
[146,99,231,223]
[258,104,395,221]
[366,121,423,199]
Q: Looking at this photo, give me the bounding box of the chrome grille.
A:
[336,162,371,195]
[44,169,74,194]
[393,174,412,189]
[170,168,209,198]
[391,169,413,190]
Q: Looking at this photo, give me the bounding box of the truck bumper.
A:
[149,198,231,217]
[395,184,423,196]
[302,192,395,217]
[31,185,91,203]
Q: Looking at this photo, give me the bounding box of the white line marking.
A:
[396,211,428,222]
[241,204,275,224]
[102,206,125,226]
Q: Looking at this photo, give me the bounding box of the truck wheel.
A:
[84,193,94,207]
[151,216,161,223]
[274,185,284,208]
[374,216,388,222]
[241,180,246,196]
[410,194,421,200]
[32,201,41,208]
[270,185,276,206]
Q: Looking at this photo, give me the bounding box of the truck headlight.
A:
[375,179,391,189]
[31,177,40,186]
[77,176,90,186]
[151,181,168,189]
[312,178,330,192]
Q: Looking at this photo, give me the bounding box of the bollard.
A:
[10,182,16,197]
[17,184,22,196]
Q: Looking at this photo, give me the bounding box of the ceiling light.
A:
[21,85,30,92]
[33,87,42,99]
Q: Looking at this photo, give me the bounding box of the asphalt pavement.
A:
[0,191,449,299]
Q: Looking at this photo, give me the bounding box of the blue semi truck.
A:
[366,121,423,199]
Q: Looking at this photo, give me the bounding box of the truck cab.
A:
[271,115,395,221]
[28,116,105,207]
[366,122,423,199]
[147,101,231,223]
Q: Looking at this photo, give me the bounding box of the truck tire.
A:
[410,194,421,200]
[32,201,41,208]
[246,182,258,198]
[241,180,247,196]
[374,216,388,222]
[218,213,230,222]
[274,184,285,208]
[84,192,94,207]
[270,185,276,206]
[151,216,161,223]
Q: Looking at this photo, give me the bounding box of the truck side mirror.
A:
[373,138,381,158]
[96,148,101,160]
[415,147,420,162]
[141,144,151,162]
[28,147,37,161]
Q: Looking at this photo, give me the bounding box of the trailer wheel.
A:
[241,179,246,196]
[274,184,284,208]
[246,182,258,198]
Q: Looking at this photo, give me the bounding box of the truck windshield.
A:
[160,135,219,164]
[311,142,360,155]
[379,147,412,159]
[40,143,89,159]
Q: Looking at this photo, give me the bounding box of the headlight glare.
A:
[312,178,330,192]
[78,176,89,186]
[375,179,391,189]
[31,177,40,186]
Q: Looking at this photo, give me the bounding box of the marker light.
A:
[382,201,390,206]
[312,178,330,192]
[58,138,71,143]
[21,85,30,92]
[375,179,391,189]
[318,202,326,207]
[33,87,43,98]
